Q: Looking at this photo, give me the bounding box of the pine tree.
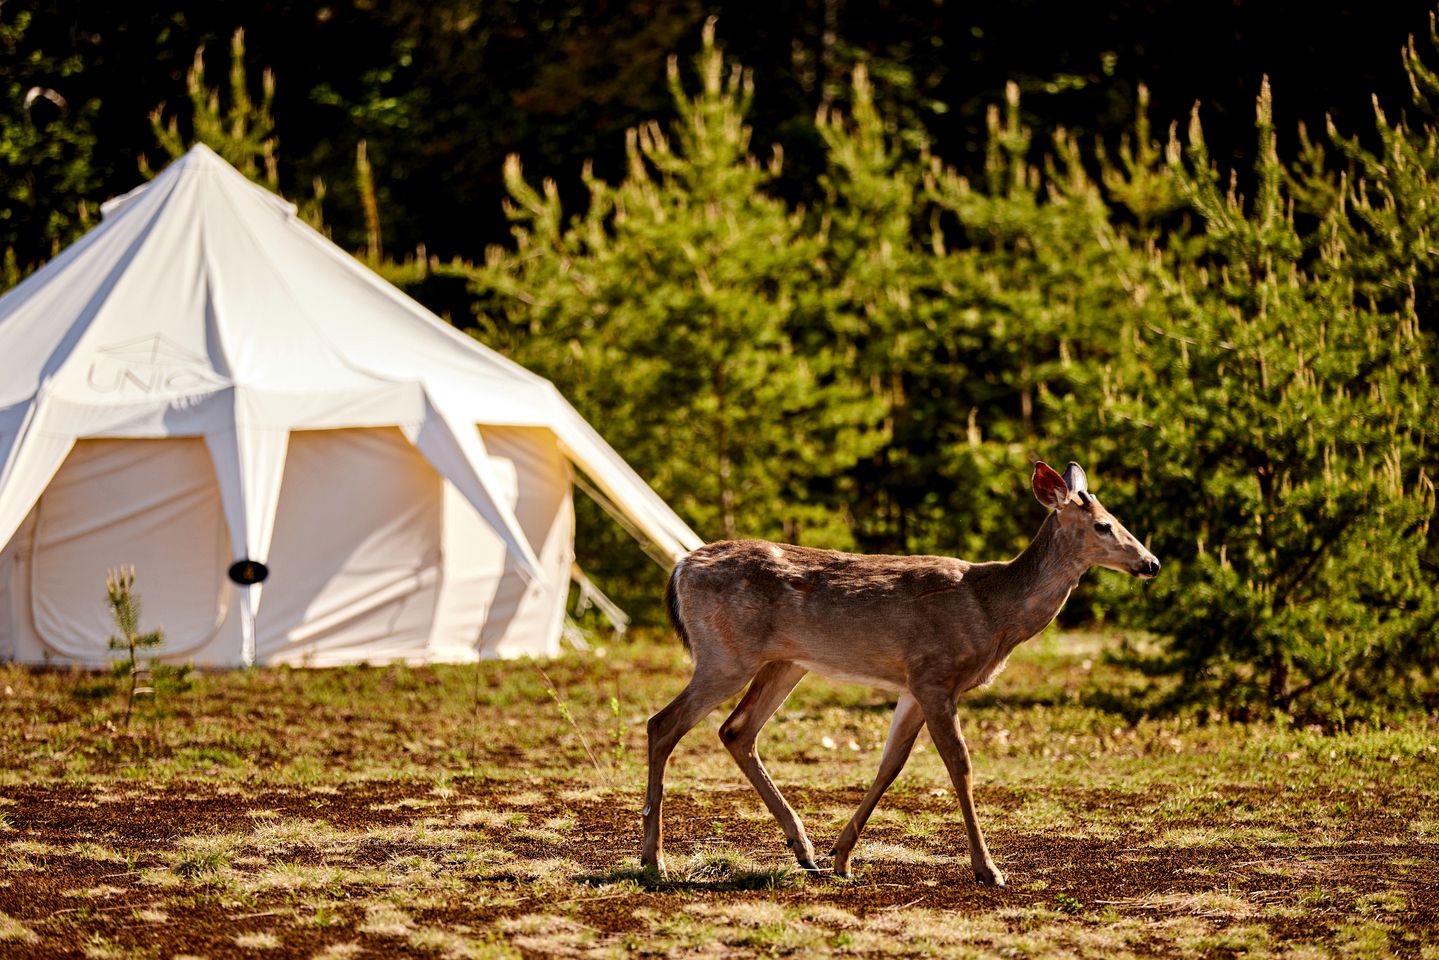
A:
[1094,80,1436,721]
[147,28,279,189]
[474,20,886,549]
[0,9,100,287]
[106,567,165,729]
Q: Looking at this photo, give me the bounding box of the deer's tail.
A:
[665,557,691,652]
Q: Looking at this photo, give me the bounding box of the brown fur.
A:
[641,462,1159,887]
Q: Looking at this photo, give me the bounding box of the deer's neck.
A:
[990,513,1087,647]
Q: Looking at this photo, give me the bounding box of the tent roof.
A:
[0,144,700,606]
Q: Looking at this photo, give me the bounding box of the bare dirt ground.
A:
[1,634,1436,958]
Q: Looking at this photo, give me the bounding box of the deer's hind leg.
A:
[717,661,814,869]
[642,663,752,875]
[831,692,925,878]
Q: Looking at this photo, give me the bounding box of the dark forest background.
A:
[5,1,1433,268]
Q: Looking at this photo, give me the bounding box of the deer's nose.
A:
[1142,557,1160,578]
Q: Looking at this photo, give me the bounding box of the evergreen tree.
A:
[106,567,165,729]
[146,29,279,189]
[475,21,887,553]
[1093,81,1436,721]
[0,9,100,287]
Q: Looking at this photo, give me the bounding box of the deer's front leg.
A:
[831,692,925,878]
[914,690,1004,887]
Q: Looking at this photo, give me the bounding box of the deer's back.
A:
[684,539,967,598]
[676,540,988,689]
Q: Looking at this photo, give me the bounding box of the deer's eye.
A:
[1094,522,1113,536]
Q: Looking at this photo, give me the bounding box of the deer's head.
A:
[1032,461,1160,579]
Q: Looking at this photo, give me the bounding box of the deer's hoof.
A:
[974,865,1006,888]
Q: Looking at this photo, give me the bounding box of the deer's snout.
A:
[1133,556,1161,579]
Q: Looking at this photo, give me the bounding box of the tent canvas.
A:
[0,144,701,667]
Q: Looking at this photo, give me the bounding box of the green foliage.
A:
[474,20,888,551]
[141,28,322,238]
[1,8,1433,722]
[1089,79,1436,722]
[105,567,166,729]
[146,28,278,189]
[477,21,1437,722]
[0,9,100,287]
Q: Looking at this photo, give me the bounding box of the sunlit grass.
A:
[0,633,1434,957]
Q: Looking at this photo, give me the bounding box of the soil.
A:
[3,779,1435,958]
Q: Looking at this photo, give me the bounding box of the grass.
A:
[0,630,1435,957]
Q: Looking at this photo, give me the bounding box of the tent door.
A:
[28,438,231,663]
[254,427,443,666]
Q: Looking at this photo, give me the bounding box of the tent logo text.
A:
[86,334,227,396]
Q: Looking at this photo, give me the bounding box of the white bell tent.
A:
[0,144,701,667]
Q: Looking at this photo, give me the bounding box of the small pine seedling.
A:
[105,566,165,728]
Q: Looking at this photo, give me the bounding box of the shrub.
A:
[474,20,1438,721]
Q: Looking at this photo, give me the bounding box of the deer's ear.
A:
[1032,461,1071,510]
[1062,461,1088,494]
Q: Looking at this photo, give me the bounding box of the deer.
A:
[641,460,1159,887]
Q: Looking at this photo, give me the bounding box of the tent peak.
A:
[102,143,297,221]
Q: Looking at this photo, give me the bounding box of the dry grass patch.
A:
[1407,817,1439,838]
[6,838,61,856]
[556,784,617,803]
[456,809,526,829]
[65,841,128,864]
[80,937,128,960]
[61,883,128,899]
[1148,826,1237,848]
[0,911,38,945]
[1332,921,1394,959]
[248,818,352,853]
[865,907,1009,947]
[513,826,565,845]
[856,840,949,866]
[1120,889,1257,918]
[360,903,414,936]
[674,901,829,955]
[502,855,583,883]
[311,942,363,960]
[684,899,788,927]
[1355,890,1408,915]
[241,861,349,894]
[797,903,861,927]
[235,930,283,950]
[408,927,521,959]
[498,913,598,952]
